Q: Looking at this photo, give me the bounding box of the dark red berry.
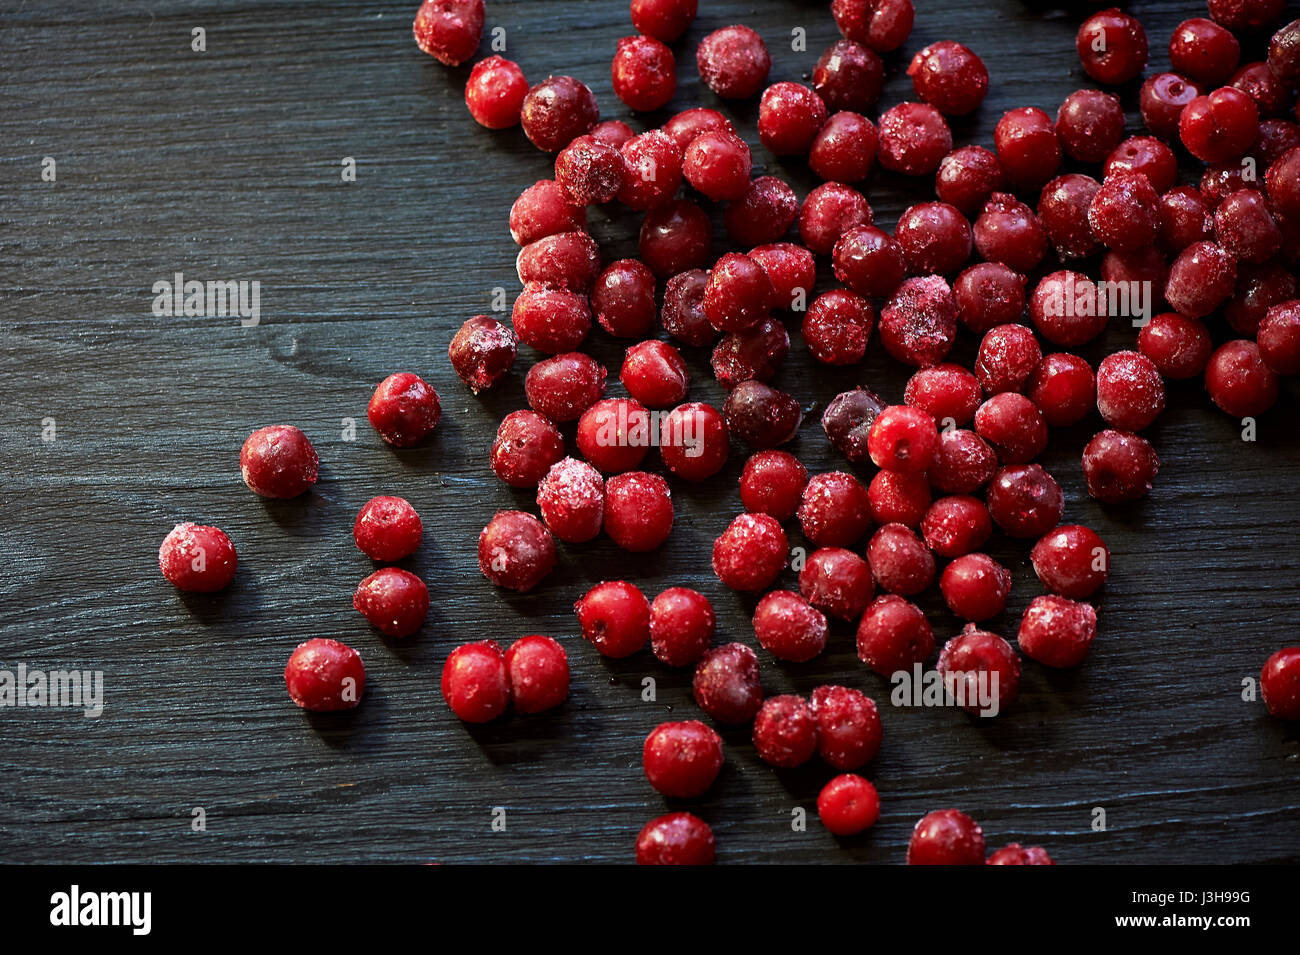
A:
[974,392,1048,463]
[937,625,1021,715]
[904,363,982,425]
[878,101,952,176]
[758,82,829,156]
[603,471,674,551]
[856,594,934,676]
[592,259,656,338]
[868,470,932,526]
[491,410,564,488]
[994,107,1061,191]
[1141,73,1203,141]
[412,0,483,66]
[833,225,907,299]
[818,775,881,836]
[724,176,799,247]
[907,40,988,116]
[1056,89,1126,163]
[1031,524,1110,599]
[618,130,685,211]
[907,809,985,865]
[753,591,828,662]
[1179,87,1259,163]
[286,639,364,712]
[1165,241,1238,319]
[612,34,676,112]
[972,193,1045,273]
[660,269,716,347]
[897,200,974,275]
[1258,301,1300,375]
[576,580,651,658]
[798,471,872,547]
[643,720,723,798]
[930,429,997,494]
[525,352,607,422]
[831,0,915,54]
[1029,270,1109,346]
[354,567,428,638]
[510,179,587,246]
[650,588,716,667]
[630,0,698,43]
[822,386,888,464]
[867,523,935,596]
[1205,340,1280,416]
[813,38,885,112]
[354,495,422,562]
[868,405,939,474]
[740,450,809,520]
[936,146,1006,216]
[975,323,1041,396]
[1096,351,1166,432]
[240,425,319,498]
[810,685,882,770]
[478,510,556,592]
[879,275,958,368]
[809,111,879,183]
[752,694,819,767]
[713,513,788,592]
[520,75,599,153]
[1018,595,1098,668]
[576,397,651,473]
[1076,8,1149,85]
[953,262,1026,335]
[449,315,517,394]
[512,283,592,353]
[940,553,1012,621]
[659,402,729,481]
[1137,313,1212,379]
[799,547,874,621]
[441,640,508,722]
[1026,353,1096,427]
[693,642,763,724]
[1081,429,1160,502]
[921,495,992,558]
[1261,646,1300,719]
[988,844,1055,865]
[1037,174,1103,259]
[803,289,874,365]
[555,135,624,206]
[505,635,569,715]
[640,200,712,277]
[636,812,714,865]
[158,522,237,593]
[696,25,771,100]
[986,464,1064,538]
[721,378,800,446]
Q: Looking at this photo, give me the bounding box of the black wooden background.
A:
[1,0,1298,865]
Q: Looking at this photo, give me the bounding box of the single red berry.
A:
[1141,72,1204,140]
[1081,429,1160,502]
[590,119,635,149]
[974,393,1048,464]
[818,774,881,836]
[809,111,879,182]
[929,429,997,494]
[724,176,799,247]
[1137,313,1213,379]
[659,402,729,482]
[490,410,564,488]
[441,640,509,722]
[712,319,791,390]
[975,324,1042,396]
[1209,0,1286,32]
[1226,263,1296,337]
[1258,301,1300,375]
[354,567,428,639]
[953,262,1026,335]
[1088,172,1161,252]
[1029,270,1109,346]
[904,363,982,426]
[619,341,688,410]
[618,130,685,211]
[810,685,882,770]
[994,107,1061,191]
[1170,17,1241,86]
[1204,340,1280,416]
[650,587,716,667]
[354,495,422,562]
[704,252,775,332]
[1180,87,1260,163]
[1261,647,1300,719]
[603,471,674,551]
[1165,241,1238,318]
[537,457,605,543]
[907,40,988,115]
[1031,524,1110,599]
[758,82,829,156]
[867,523,935,596]
[555,136,625,206]
[800,182,873,255]
[856,594,935,676]
[1267,17,1300,84]
[799,548,874,621]
[517,231,601,292]
[868,405,939,474]
[713,512,788,592]
[509,179,587,246]
[660,269,716,347]
[1076,7,1149,85]
[575,580,650,658]
[833,226,907,299]
[937,624,1022,716]
[877,101,952,176]
[749,242,817,310]
[1037,174,1103,260]
[721,378,800,445]
[412,0,483,66]
[1018,595,1098,668]
[693,642,763,724]
[477,510,556,592]
[822,387,888,464]
[591,259,656,339]
[752,591,828,662]
[662,107,735,151]
[696,25,771,99]
[576,397,652,474]
[940,553,1012,621]
[511,283,592,353]
[1214,190,1282,264]
[449,315,517,394]
[158,522,237,592]
[986,464,1063,538]
[907,809,985,865]
[505,635,569,715]
[740,450,808,520]
[1157,185,1213,254]
[1056,89,1126,163]
[1096,351,1166,432]
[285,638,364,712]
[240,425,319,499]
[526,352,607,423]
[798,471,872,547]
[636,812,714,865]
[1104,136,1178,192]
[464,55,528,129]
[972,193,1045,273]
[897,201,974,275]
[988,844,1056,865]
[869,470,932,526]
[643,721,724,798]
[813,38,885,112]
[752,695,819,767]
[921,495,992,558]
[879,275,958,368]
[1265,146,1300,221]
[630,0,698,43]
[803,289,873,366]
[520,75,599,153]
[612,34,676,112]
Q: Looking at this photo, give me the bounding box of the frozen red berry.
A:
[908,41,988,116]
[696,25,770,100]
[799,547,874,621]
[537,457,604,543]
[612,34,676,112]
[1142,72,1204,140]
[1037,175,1103,260]
[1179,87,1259,163]
[517,231,601,292]
[618,130,684,211]
[831,0,914,53]
[877,101,952,176]
[1081,429,1160,502]
[753,695,818,767]
[1088,172,1160,252]
[1214,190,1282,264]
[1031,524,1109,599]
[1137,313,1213,380]
[987,464,1063,538]
[555,136,625,206]
[897,200,974,275]
[1056,89,1126,163]
[693,642,763,724]
[857,594,935,676]
[643,720,724,798]
[490,410,564,488]
[721,378,801,445]
[740,450,808,520]
[752,590,828,662]
[803,290,873,366]
[575,580,650,659]
[936,146,1005,216]
[940,553,1011,621]
[988,844,1055,865]
[704,252,774,333]
[867,523,935,596]
[659,402,729,482]
[868,405,939,474]
[577,398,651,474]
[1096,351,1165,432]
[1261,646,1300,719]
[603,471,674,551]
[159,522,236,593]
[1029,270,1109,347]
[724,176,799,246]
[412,0,483,66]
[621,341,688,409]
[1204,340,1280,416]
[441,640,509,723]
[660,269,716,347]
[513,283,592,354]
[520,75,598,153]
[972,193,1044,274]
[449,315,517,394]
[907,809,985,865]
[1258,301,1300,375]
[631,0,698,42]
[930,429,998,494]
[823,387,887,464]
[818,774,881,836]
[994,107,1061,191]
[464,55,527,129]
[1170,17,1240,85]
[1018,594,1098,668]
[1076,7,1148,85]
[799,182,872,256]
[525,352,607,423]
[974,393,1048,464]
[975,324,1041,397]
[353,495,422,562]
[869,470,932,526]
[367,373,441,448]
[636,812,714,865]
[509,179,587,246]
[749,242,816,310]
[591,120,634,148]
[285,638,364,712]
[713,512,788,592]
[1265,146,1300,221]
[921,495,992,559]
[809,111,879,183]
[590,259,656,339]
[880,275,958,368]
[953,263,1026,335]
[798,471,872,547]
[810,685,882,770]
[240,425,318,499]
[758,82,829,156]
[354,567,428,639]
[833,226,907,299]
[813,38,885,112]
[1104,135,1178,192]
[937,625,1021,716]
[505,635,569,715]
[478,510,556,592]
[650,587,716,667]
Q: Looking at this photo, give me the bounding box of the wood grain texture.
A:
[1,0,1298,864]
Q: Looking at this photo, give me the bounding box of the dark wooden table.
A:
[2,0,1298,865]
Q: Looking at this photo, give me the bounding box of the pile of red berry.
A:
[159,0,1300,864]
